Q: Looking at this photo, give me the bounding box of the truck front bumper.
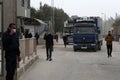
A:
[73,44,96,49]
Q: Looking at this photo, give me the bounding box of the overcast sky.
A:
[31,0,120,19]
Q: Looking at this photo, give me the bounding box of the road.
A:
[19,40,120,80]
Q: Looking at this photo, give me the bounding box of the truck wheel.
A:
[93,48,97,52]
[93,46,97,52]
[98,43,101,50]
[98,45,101,50]
[66,42,69,45]
[74,48,77,52]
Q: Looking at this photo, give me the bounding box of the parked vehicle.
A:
[73,17,103,51]
[63,19,74,44]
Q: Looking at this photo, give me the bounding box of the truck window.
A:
[74,27,95,34]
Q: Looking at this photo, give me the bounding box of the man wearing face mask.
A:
[105,31,114,58]
[2,23,21,80]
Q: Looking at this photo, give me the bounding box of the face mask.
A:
[13,29,16,33]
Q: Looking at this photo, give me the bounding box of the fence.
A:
[19,38,37,65]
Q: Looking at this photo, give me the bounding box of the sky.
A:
[31,0,120,19]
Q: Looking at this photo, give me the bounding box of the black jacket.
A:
[2,30,20,58]
[44,33,54,48]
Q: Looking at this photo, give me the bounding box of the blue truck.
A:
[73,17,103,51]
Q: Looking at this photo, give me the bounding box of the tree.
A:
[54,8,69,32]
[30,7,37,18]
[113,17,120,27]
[30,3,69,33]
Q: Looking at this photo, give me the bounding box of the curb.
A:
[17,55,39,79]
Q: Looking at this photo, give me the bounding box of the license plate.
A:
[81,46,87,49]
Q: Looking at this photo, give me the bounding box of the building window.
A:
[21,0,24,7]
[27,0,30,8]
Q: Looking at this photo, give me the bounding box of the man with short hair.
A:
[44,31,54,61]
[2,23,21,80]
[105,31,114,58]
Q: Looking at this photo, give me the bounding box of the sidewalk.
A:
[17,53,39,79]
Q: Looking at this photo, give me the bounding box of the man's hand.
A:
[10,29,14,35]
[17,56,21,62]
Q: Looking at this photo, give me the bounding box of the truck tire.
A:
[98,43,101,50]
[74,48,77,52]
[98,45,101,50]
[93,46,98,52]
[93,48,97,52]
[66,42,69,45]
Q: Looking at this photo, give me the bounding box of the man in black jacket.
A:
[2,23,21,80]
[63,35,67,48]
[44,32,54,61]
[35,32,39,45]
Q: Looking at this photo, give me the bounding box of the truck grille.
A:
[76,41,93,44]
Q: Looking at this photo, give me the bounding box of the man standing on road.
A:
[2,23,21,80]
[44,31,54,61]
[105,31,114,58]
[35,32,39,45]
[63,35,67,48]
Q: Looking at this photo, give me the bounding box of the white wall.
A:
[17,0,30,17]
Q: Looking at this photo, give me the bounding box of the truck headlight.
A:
[74,44,78,46]
[91,44,96,46]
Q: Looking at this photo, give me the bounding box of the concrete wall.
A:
[0,3,2,32]
[2,0,30,31]
[0,1,4,80]
[0,0,16,79]
[0,0,2,2]
[0,0,31,79]
[3,0,17,31]
[0,3,2,79]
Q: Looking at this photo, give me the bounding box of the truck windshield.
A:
[74,27,95,34]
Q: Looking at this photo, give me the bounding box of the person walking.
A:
[63,35,67,48]
[105,31,114,58]
[55,34,58,43]
[2,23,21,80]
[35,32,39,45]
[44,32,54,61]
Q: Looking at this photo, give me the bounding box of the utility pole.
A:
[101,13,106,36]
[51,0,55,34]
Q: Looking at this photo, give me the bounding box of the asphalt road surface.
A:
[18,40,120,80]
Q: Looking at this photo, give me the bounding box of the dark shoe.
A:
[49,58,52,61]
[110,55,112,57]
[46,58,49,60]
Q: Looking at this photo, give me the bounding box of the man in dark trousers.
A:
[105,31,114,58]
[35,32,39,45]
[44,31,54,61]
[63,35,67,48]
[2,23,21,80]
